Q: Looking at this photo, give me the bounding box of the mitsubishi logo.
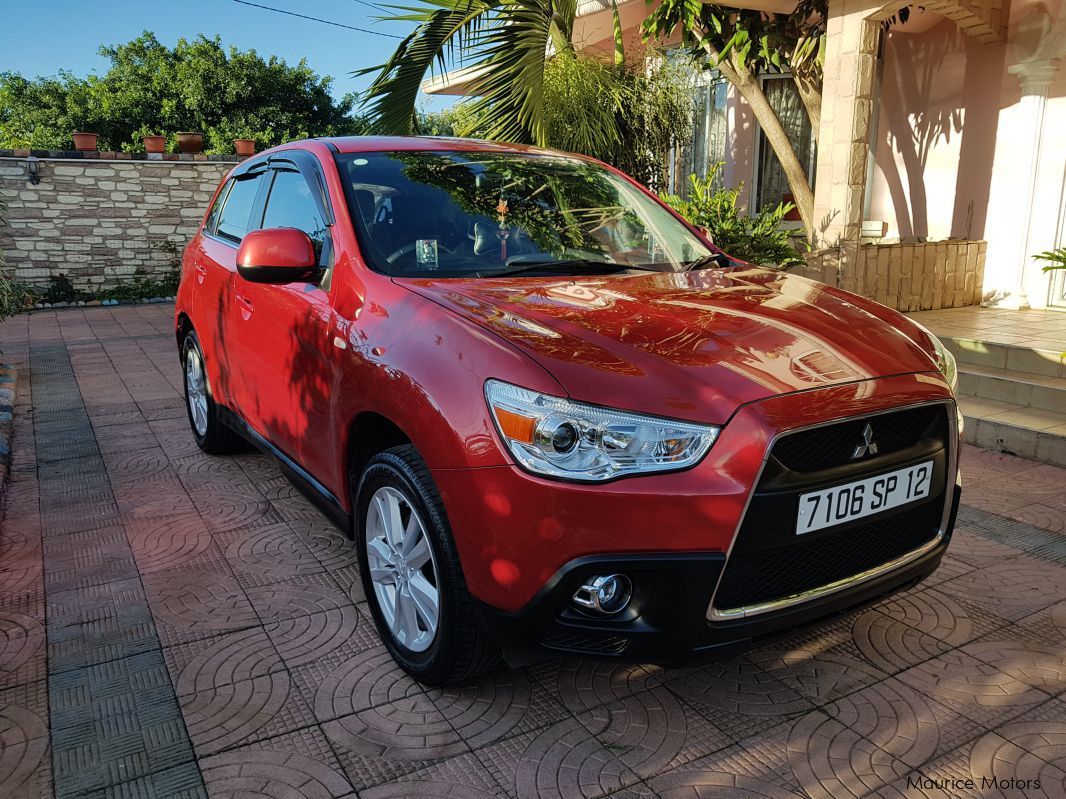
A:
[852,423,879,459]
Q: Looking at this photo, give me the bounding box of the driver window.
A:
[261,169,329,262]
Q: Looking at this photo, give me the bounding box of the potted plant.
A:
[72,132,99,151]
[176,132,204,154]
[233,138,256,157]
[142,134,166,154]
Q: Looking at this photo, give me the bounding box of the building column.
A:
[998,57,1061,309]
[812,0,881,248]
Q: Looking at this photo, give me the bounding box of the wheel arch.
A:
[344,411,413,506]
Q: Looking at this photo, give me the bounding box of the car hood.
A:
[401,267,939,424]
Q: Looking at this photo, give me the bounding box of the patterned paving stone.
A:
[126,513,219,574]
[649,769,804,799]
[179,671,316,756]
[787,710,911,799]
[960,637,1066,696]
[426,668,567,749]
[0,683,50,799]
[142,564,259,646]
[244,575,355,622]
[895,649,1053,729]
[821,678,981,768]
[264,605,362,667]
[935,554,1066,621]
[48,650,174,732]
[219,522,326,583]
[168,626,286,697]
[665,657,815,741]
[200,726,355,799]
[0,611,45,689]
[746,648,890,706]
[361,752,504,798]
[849,607,954,674]
[475,717,641,799]
[45,578,159,672]
[544,659,667,712]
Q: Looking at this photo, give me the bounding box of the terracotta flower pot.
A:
[176,132,204,154]
[233,138,256,157]
[142,135,166,154]
[72,132,99,151]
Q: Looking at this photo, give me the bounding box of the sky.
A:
[0,0,455,111]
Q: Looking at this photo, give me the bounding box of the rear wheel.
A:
[354,445,501,684]
[182,331,242,454]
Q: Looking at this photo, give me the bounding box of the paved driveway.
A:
[1,304,1065,799]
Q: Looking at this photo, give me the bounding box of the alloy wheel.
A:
[185,346,209,437]
[364,485,441,653]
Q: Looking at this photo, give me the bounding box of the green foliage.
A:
[540,51,692,189]
[660,164,803,267]
[1034,247,1066,272]
[361,0,578,145]
[412,53,691,190]
[642,0,826,85]
[0,32,368,153]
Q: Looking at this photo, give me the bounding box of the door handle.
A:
[236,294,254,316]
[193,263,207,284]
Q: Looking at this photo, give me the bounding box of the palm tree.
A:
[360,0,585,145]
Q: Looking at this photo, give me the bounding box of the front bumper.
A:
[474,484,960,662]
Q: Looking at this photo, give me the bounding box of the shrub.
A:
[660,164,804,267]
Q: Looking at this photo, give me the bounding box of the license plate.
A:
[796,461,934,534]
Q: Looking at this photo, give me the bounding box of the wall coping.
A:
[0,149,244,163]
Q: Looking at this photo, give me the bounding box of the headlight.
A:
[911,322,958,392]
[485,379,719,482]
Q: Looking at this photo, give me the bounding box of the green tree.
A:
[364,1,690,189]
[643,0,828,236]
[362,0,602,147]
[0,32,368,153]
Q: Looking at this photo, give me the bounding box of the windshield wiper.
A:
[682,253,731,272]
[481,259,654,278]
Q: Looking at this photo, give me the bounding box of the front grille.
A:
[541,632,629,655]
[713,500,941,611]
[772,405,944,473]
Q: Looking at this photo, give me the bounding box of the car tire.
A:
[181,331,242,455]
[354,444,501,685]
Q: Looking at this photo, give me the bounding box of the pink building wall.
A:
[869,3,1066,306]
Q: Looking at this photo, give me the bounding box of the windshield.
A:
[336,150,714,278]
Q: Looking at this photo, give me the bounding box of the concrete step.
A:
[957,364,1066,412]
[940,335,1066,378]
[958,396,1066,468]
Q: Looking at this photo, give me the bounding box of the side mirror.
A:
[236,228,319,284]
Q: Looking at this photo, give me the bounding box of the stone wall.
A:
[0,153,240,292]
[799,240,987,311]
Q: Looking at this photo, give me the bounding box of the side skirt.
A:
[216,406,352,533]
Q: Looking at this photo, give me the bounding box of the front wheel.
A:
[354,445,500,685]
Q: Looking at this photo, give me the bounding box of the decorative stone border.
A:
[0,364,16,503]
[32,296,176,310]
[0,148,243,163]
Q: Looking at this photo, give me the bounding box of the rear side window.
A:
[204,181,232,234]
[215,174,262,243]
[262,169,328,258]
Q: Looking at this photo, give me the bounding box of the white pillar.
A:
[1000,58,1060,309]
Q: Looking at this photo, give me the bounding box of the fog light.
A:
[572,574,632,615]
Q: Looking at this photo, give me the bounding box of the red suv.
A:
[176,137,961,684]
